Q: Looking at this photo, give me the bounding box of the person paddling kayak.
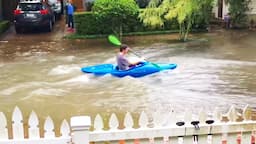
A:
[117,44,142,70]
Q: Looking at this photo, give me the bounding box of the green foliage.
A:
[193,0,214,28]
[139,0,215,41]
[139,0,165,28]
[74,11,158,35]
[73,10,204,37]
[0,21,10,34]
[74,12,110,35]
[92,0,139,39]
[226,0,251,28]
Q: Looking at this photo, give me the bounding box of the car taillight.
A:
[40,9,48,15]
[14,10,23,15]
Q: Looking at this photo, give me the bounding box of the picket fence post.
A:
[70,116,91,144]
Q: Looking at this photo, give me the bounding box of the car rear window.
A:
[18,3,44,11]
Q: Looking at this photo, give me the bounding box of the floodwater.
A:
[0,28,256,129]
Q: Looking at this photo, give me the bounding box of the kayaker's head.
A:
[120,44,129,54]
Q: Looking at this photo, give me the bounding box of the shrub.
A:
[226,0,251,28]
[74,11,180,35]
[92,0,140,37]
[74,12,112,35]
[0,21,10,34]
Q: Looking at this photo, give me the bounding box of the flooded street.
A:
[0,27,256,126]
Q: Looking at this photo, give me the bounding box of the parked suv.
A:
[14,0,55,33]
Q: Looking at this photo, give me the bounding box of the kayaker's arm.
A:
[128,61,144,67]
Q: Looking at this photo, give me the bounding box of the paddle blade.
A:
[151,62,161,69]
[108,35,122,46]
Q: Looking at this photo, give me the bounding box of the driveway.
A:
[0,18,73,61]
[0,18,66,42]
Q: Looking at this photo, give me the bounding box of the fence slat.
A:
[109,113,119,130]
[60,119,70,138]
[242,104,252,121]
[124,112,133,129]
[241,131,251,144]
[153,111,163,128]
[139,111,148,129]
[163,136,169,144]
[213,108,222,123]
[44,116,55,138]
[184,109,192,126]
[198,109,206,124]
[198,135,207,144]
[227,132,238,143]
[183,136,192,144]
[164,111,174,126]
[12,106,24,139]
[211,133,222,144]
[0,112,8,139]
[28,110,40,139]
[226,105,238,122]
[94,114,104,131]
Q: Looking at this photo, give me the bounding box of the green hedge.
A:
[75,12,106,35]
[74,11,209,36]
[0,21,10,34]
[74,11,180,35]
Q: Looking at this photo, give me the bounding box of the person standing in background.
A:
[224,13,231,29]
[66,0,75,32]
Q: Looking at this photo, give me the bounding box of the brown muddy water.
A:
[0,29,256,131]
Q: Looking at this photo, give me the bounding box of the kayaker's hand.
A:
[137,61,145,65]
[139,57,146,62]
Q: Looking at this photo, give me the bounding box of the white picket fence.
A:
[1,105,256,144]
[0,106,70,144]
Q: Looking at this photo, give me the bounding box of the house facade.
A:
[248,0,256,20]
[72,0,86,11]
[213,0,256,20]
[212,0,228,19]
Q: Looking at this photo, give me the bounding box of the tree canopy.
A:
[139,0,215,41]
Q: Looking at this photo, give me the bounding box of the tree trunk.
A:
[184,16,192,41]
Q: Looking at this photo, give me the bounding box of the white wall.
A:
[212,0,229,19]
[212,1,218,18]
[213,0,256,19]
[248,0,256,14]
[222,1,229,18]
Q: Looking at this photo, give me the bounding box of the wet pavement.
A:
[0,17,73,61]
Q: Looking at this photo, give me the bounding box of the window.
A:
[18,3,43,11]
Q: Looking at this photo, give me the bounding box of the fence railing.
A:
[0,105,256,144]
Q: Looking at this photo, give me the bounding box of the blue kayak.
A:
[81,62,177,78]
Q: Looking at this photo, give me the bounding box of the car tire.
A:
[52,15,56,24]
[15,26,22,34]
[56,13,61,20]
[46,20,53,32]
